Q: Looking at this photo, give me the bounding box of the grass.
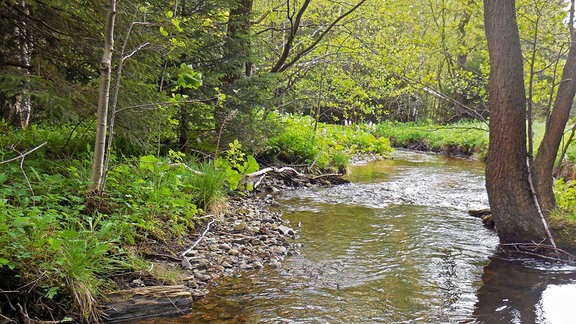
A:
[375,120,490,159]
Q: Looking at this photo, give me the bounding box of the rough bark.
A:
[532,6,576,213]
[483,0,548,243]
[225,0,254,81]
[89,0,116,193]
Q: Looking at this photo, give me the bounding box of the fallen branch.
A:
[0,141,47,165]
[245,166,305,178]
[312,173,344,179]
[181,219,215,257]
[253,173,267,190]
[500,241,576,263]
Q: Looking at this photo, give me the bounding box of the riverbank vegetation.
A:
[0,115,396,321]
[2,0,576,321]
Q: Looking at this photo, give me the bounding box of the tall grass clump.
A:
[186,161,228,214]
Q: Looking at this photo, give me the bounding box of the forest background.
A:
[2,0,576,322]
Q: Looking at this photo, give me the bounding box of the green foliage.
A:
[176,63,202,90]
[105,154,200,241]
[0,128,229,321]
[263,115,393,173]
[185,161,228,212]
[0,123,95,160]
[215,140,260,191]
[375,120,489,158]
[554,179,576,221]
[265,116,320,165]
[0,186,121,322]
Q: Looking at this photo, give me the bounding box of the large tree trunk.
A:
[89,0,116,193]
[483,0,548,243]
[532,21,576,213]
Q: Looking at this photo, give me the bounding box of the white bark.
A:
[8,0,32,129]
[89,0,116,193]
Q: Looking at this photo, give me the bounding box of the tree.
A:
[532,0,576,213]
[483,0,549,243]
[0,0,32,129]
[89,0,116,194]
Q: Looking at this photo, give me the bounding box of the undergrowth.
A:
[262,115,394,173]
[2,116,575,322]
[0,126,257,322]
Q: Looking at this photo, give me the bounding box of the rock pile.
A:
[179,195,298,298]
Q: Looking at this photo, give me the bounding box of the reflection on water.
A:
[142,150,576,323]
[474,252,576,323]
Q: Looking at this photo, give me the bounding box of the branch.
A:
[397,73,488,122]
[274,0,368,73]
[244,166,305,178]
[270,0,311,73]
[181,219,215,257]
[526,157,558,254]
[500,242,575,263]
[0,142,47,165]
[252,0,287,25]
[122,42,150,61]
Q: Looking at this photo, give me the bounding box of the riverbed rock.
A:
[278,225,296,236]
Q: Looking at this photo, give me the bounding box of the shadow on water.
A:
[473,251,576,324]
[134,150,576,323]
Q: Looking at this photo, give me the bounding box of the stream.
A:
[150,150,576,323]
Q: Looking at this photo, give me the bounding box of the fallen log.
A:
[103,285,197,322]
[244,166,349,191]
[468,208,491,218]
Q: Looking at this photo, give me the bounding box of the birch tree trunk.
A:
[89,0,116,194]
[5,0,32,129]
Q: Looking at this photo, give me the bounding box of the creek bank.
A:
[390,140,480,159]
[103,169,349,322]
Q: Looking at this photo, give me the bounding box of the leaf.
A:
[177,64,202,89]
[59,230,79,239]
[244,155,259,174]
[159,26,169,36]
[45,286,59,299]
[225,168,242,191]
[139,155,158,172]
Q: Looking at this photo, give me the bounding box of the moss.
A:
[549,215,576,252]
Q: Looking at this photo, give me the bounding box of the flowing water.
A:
[149,150,576,323]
